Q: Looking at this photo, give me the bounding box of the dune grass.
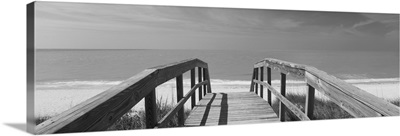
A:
[388,98,400,107]
[36,97,191,130]
[271,93,400,121]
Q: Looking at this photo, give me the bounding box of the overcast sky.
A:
[35,2,399,51]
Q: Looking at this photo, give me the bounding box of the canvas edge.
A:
[27,1,36,134]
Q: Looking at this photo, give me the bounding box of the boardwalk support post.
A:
[279,73,286,121]
[203,68,207,95]
[267,67,272,105]
[305,84,315,119]
[198,67,203,100]
[191,68,196,109]
[250,68,256,92]
[255,68,259,94]
[205,68,212,93]
[260,66,264,98]
[145,89,157,128]
[176,75,184,126]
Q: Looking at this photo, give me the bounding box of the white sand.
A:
[35,79,399,117]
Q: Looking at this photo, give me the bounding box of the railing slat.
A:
[254,58,305,79]
[267,67,272,105]
[202,68,207,96]
[279,73,286,121]
[305,84,315,119]
[145,89,157,128]
[205,68,212,93]
[254,79,310,121]
[255,68,259,94]
[176,75,184,126]
[198,67,203,100]
[190,69,196,109]
[260,66,264,98]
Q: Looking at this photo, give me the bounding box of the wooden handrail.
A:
[254,80,310,121]
[157,80,209,128]
[36,58,212,134]
[251,58,399,121]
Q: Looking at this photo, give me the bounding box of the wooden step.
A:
[185,92,279,126]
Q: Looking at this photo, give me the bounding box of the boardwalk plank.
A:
[184,92,279,126]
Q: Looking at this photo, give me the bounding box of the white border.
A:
[0,0,399,136]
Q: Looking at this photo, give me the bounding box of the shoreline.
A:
[35,77,399,117]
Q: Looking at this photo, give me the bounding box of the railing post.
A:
[176,75,184,126]
[202,68,207,96]
[305,84,315,119]
[205,68,212,93]
[267,67,272,105]
[190,68,196,109]
[145,89,157,128]
[250,68,256,92]
[198,67,203,100]
[255,68,259,94]
[279,73,286,121]
[260,66,264,98]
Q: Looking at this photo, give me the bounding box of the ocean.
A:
[34,49,399,116]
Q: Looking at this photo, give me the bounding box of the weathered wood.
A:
[255,58,305,79]
[306,67,399,116]
[191,69,196,109]
[205,68,212,93]
[36,58,209,134]
[254,80,310,121]
[157,81,208,128]
[145,89,157,128]
[255,58,399,119]
[305,84,315,119]
[260,66,264,98]
[306,71,380,117]
[176,75,184,126]
[198,67,203,100]
[267,67,272,105]
[185,92,279,126]
[279,73,286,121]
[254,60,266,68]
[203,68,207,95]
[255,68,259,94]
[250,68,256,92]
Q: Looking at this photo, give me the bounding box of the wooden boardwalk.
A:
[35,58,399,134]
[185,92,279,126]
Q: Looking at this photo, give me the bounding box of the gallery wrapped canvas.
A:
[27,1,399,134]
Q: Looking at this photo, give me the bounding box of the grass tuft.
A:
[271,93,400,121]
[36,96,191,130]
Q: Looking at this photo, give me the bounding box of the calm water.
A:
[34,49,399,116]
[36,49,399,82]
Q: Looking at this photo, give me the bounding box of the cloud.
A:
[35,2,398,51]
[272,18,301,29]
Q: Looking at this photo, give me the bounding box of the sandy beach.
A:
[35,78,399,117]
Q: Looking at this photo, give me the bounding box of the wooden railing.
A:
[36,58,212,134]
[250,58,399,121]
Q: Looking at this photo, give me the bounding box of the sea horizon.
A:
[34,49,399,117]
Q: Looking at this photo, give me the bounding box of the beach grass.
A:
[388,98,400,107]
[35,96,191,130]
[271,93,400,121]
[35,93,400,128]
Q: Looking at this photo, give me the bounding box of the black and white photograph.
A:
[1,0,400,136]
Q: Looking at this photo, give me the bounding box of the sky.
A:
[35,2,399,51]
